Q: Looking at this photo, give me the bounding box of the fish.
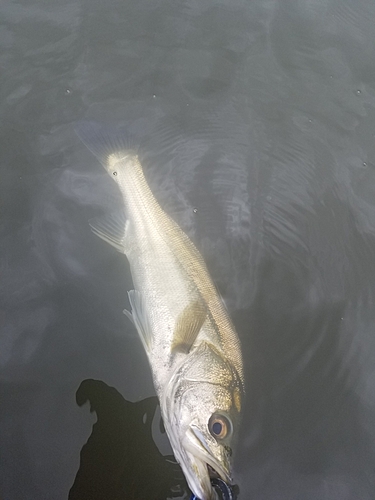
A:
[75,122,244,500]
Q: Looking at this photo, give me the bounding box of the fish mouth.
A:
[182,427,231,499]
[207,464,222,479]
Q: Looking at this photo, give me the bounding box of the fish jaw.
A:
[182,450,214,500]
[161,411,215,499]
[181,427,232,500]
[186,426,231,483]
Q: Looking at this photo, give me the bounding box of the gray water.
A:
[1,0,375,498]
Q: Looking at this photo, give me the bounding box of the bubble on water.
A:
[363,162,367,167]
[193,208,198,213]
[355,89,361,95]
[65,88,71,95]
[152,94,156,98]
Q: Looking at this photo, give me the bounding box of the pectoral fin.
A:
[171,301,207,354]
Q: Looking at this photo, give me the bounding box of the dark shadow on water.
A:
[69,379,187,500]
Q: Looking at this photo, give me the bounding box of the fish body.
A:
[76,123,244,500]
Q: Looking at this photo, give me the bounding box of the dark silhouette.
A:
[69,379,187,500]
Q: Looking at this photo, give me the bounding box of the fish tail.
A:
[75,121,140,167]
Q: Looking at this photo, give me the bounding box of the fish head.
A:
[163,342,243,500]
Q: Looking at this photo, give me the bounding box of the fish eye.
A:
[208,413,232,440]
[113,171,117,176]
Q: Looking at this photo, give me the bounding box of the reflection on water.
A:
[69,379,187,500]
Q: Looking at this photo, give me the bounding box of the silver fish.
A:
[76,123,244,500]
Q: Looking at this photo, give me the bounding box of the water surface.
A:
[1,0,375,498]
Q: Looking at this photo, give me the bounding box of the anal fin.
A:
[89,210,129,253]
[126,290,152,353]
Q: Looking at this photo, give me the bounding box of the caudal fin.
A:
[75,121,139,166]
